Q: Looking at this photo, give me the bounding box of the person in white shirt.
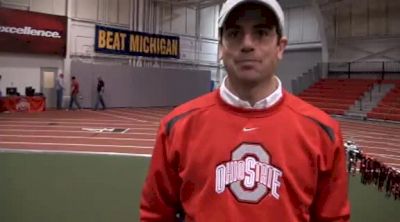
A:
[55,73,65,109]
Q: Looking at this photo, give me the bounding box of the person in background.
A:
[210,80,215,91]
[140,0,350,221]
[94,76,106,110]
[55,73,65,109]
[68,76,81,110]
[0,74,2,97]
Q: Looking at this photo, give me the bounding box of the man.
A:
[378,164,388,191]
[360,156,367,184]
[140,0,350,221]
[68,76,81,110]
[386,168,395,197]
[94,76,106,110]
[55,73,65,109]
[0,74,2,97]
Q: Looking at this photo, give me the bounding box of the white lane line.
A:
[351,146,400,153]
[344,140,400,148]
[343,123,400,129]
[0,124,157,130]
[384,163,400,166]
[343,132,400,139]
[0,141,153,149]
[0,134,155,141]
[341,122,400,128]
[0,128,156,136]
[113,107,170,116]
[84,109,149,123]
[342,136,400,144]
[0,120,158,128]
[339,119,400,127]
[106,109,162,122]
[365,153,400,160]
[0,148,151,157]
[122,128,130,133]
[345,139,400,146]
[0,117,132,123]
[342,126,400,134]
[0,120,158,127]
[344,130,400,137]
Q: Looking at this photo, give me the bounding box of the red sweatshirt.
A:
[71,80,79,95]
[140,90,350,222]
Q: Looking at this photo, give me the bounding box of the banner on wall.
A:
[0,96,46,113]
[0,7,67,56]
[95,25,180,59]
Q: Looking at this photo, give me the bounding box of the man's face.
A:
[219,4,287,84]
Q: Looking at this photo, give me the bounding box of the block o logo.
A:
[215,143,283,203]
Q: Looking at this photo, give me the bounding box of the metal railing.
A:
[328,61,400,79]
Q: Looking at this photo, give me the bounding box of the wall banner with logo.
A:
[95,25,180,59]
[0,7,67,56]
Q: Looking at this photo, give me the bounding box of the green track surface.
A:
[0,153,148,222]
[0,152,399,222]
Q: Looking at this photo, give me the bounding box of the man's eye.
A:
[256,29,269,36]
[226,30,239,38]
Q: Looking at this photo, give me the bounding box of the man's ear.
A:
[277,37,288,60]
[218,29,223,61]
[218,43,223,61]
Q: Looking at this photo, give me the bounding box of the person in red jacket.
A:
[140,0,350,221]
[68,76,81,110]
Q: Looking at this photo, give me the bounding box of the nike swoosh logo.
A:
[243,127,258,132]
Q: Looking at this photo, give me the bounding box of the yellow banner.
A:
[95,25,179,59]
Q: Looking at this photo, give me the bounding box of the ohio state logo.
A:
[16,98,30,112]
[215,143,283,203]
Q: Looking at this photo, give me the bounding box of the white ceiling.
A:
[153,0,310,9]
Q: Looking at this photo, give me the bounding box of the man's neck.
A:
[226,76,277,106]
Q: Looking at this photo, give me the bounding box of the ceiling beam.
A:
[336,43,400,62]
[320,0,366,12]
[154,0,223,8]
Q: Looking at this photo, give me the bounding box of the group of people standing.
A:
[345,142,400,201]
[359,156,400,200]
[55,74,106,111]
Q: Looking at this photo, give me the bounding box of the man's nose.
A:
[241,33,255,53]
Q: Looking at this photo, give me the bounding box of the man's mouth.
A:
[237,59,259,63]
[236,60,260,69]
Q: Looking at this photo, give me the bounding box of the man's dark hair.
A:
[72,76,76,80]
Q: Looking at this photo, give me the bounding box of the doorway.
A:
[40,67,58,109]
